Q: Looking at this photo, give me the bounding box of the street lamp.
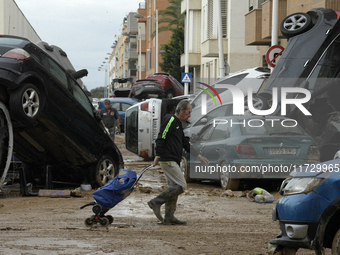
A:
[134,7,159,73]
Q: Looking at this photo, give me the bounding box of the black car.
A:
[254,8,340,161]
[129,79,165,99]
[0,35,123,187]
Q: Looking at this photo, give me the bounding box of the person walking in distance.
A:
[99,99,120,141]
[149,100,209,225]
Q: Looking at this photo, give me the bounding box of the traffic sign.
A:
[266,45,285,68]
[181,72,192,83]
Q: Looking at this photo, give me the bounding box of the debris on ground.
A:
[220,189,234,197]
[138,186,153,193]
[208,189,222,196]
[247,187,274,203]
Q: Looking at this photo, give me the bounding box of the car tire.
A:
[92,155,118,187]
[244,94,270,114]
[332,228,340,255]
[165,89,176,99]
[9,83,43,125]
[219,161,239,190]
[180,156,193,183]
[280,12,313,39]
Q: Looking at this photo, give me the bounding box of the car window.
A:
[111,102,120,110]
[69,78,93,115]
[307,36,340,92]
[47,58,68,89]
[194,104,231,127]
[191,74,247,109]
[121,103,132,111]
[199,123,215,141]
[210,122,230,141]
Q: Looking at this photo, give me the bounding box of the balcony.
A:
[245,9,271,45]
[201,38,228,58]
[180,52,201,67]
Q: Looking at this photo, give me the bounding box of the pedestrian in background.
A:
[99,99,120,141]
[149,99,209,225]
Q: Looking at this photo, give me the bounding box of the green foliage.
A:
[90,87,105,98]
[159,28,184,83]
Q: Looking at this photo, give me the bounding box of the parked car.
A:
[190,67,270,125]
[0,35,124,187]
[125,98,184,159]
[269,158,340,254]
[254,8,340,161]
[145,73,184,98]
[129,79,165,99]
[98,97,140,132]
[181,116,320,190]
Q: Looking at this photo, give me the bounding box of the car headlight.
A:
[282,177,324,196]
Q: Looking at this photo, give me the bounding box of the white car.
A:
[190,67,270,125]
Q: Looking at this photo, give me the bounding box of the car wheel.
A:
[280,12,313,39]
[180,156,193,183]
[165,90,175,99]
[332,228,340,254]
[244,94,270,115]
[92,155,118,187]
[9,83,43,125]
[0,103,13,185]
[219,161,239,190]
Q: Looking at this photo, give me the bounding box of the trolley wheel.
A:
[99,217,109,227]
[84,217,94,227]
[92,204,102,215]
[106,215,114,224]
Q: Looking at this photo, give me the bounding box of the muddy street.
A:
[0,135,331,254]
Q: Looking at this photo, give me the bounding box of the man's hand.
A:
[153,157,159,166]
[198,155,209,166]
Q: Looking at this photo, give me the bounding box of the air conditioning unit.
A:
[249,0,266,11]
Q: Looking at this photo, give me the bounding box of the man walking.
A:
[149,99,209,225]
[99,99,120,141]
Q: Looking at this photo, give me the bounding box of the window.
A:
[122,103,132,111]
[207,0,213,39]
[111,102,120,110]
[210,121,230,140]
[198,123,215,141]
[148,50,152,70]
[69,79,93,115]
[48,59,68,88]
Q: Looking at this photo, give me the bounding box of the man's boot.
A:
[163,186,187,225]
[147,189,168,222]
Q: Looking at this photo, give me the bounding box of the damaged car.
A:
[0,35,123,188]
[269,158,340,254]
[182,116,319,190]
[254,8,340,161]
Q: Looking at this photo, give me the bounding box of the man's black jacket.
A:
[155,114,199,165]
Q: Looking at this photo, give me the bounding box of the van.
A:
[125,98,185,159]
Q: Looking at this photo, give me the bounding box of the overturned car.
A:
[0,35,123,188]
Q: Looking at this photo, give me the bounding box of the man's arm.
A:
[155,116,174,159]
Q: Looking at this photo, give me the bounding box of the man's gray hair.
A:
[175,99,191,114]
[104,99,111,105]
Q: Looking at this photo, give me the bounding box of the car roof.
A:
[100,97,140,103]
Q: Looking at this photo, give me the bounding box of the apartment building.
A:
[180,0,261,89]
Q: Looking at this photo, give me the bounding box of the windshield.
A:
[240,119,308,136]
[0,37,29,46]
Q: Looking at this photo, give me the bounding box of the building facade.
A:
[0,0,41,42]
[180,0,262,92]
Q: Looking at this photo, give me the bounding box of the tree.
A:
[90,87,105,98]
[157,0,185,83]
[159,28,184,83]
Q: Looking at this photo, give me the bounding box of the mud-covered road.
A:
[0,135,331,254]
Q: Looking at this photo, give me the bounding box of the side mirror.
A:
[72,69,88,80]
[200,117,208,124]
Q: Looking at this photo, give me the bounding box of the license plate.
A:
[268,148,296,155]
[144,85,155,88]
